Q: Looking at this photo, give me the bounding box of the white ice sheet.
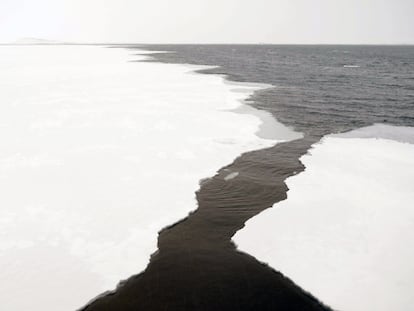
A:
[0,45,301,310]
[235,126,414,311]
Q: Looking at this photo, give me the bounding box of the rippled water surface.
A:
[142,45,414,134]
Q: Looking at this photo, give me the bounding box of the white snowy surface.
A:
[0,45,299,310]
[335,123,414,144]
[235,126,414,311]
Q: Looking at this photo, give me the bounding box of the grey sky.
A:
[1,0,413,44]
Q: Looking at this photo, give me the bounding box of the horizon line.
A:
[1,42,414,46]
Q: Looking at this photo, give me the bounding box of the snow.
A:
[335,123,414,144]
[234,125,414,311]
[0,45,299,310]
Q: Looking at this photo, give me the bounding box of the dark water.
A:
[82,45,413,311]
[142,45,414,136]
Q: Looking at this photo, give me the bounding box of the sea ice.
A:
[0,45,297,310]
[224,171,239,181]
[234,125,414,311]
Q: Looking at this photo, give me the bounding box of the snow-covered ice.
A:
[0,45,299,310]
[235,125,414,311]
[335,123,414,144]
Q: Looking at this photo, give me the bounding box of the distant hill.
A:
[10,37,65,45]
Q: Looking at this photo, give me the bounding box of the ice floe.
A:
[235,124,414,311]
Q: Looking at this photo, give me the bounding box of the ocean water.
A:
[141,45,414,135]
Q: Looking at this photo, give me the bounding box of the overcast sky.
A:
[1,0,413,44]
